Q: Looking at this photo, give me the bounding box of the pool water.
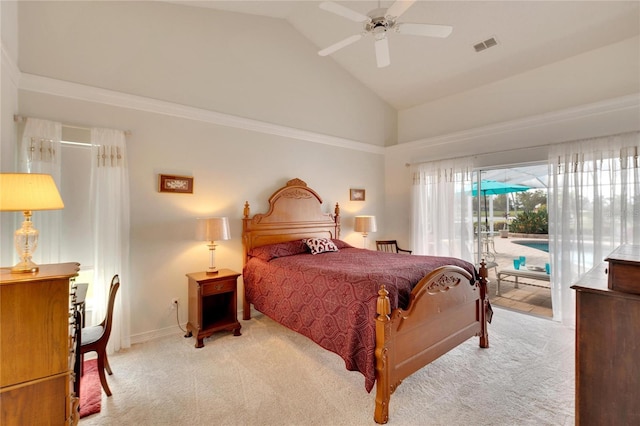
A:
[512,239,549,253]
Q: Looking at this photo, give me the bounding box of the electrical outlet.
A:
[171,298,178,309]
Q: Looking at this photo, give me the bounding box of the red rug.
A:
[79,359,102,418]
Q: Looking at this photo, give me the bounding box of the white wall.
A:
[4,1,391,342]
[17,1,396,147]
[0,0,19,266]
[16,89,385,341]
[384,34,640,249]
[399,36,640,143]
[5,1,640,342]
[385,94,640,249]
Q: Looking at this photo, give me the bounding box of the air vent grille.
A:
[473,37,499,52]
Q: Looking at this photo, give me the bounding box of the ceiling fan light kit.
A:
[318,0,453,68]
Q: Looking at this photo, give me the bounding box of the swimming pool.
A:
[511,239,549,253]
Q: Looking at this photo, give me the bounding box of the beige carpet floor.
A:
[80,307,574,425]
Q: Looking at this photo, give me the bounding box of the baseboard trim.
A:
[129,324,188,345]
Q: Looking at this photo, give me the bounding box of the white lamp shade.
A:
[196,217,230,242]
[354,215,377,233]
[0,173,64,211]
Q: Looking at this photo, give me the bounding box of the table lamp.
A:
[196,217,230,274]
[354,215,377,249]
[0,173,65,273]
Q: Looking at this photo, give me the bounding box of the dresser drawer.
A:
[1,373,69,425]
[605,244,640,295]
[202,279,236,296]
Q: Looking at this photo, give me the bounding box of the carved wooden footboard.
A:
[373,263,489,424]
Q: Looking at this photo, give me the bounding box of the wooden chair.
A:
[81,274,120,396]
[376,240,412,254]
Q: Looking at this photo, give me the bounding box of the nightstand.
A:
[185,269,241,348]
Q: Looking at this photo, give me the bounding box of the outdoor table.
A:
[496,267,550,296]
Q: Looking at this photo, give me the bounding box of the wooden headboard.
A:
[242,178,340,263]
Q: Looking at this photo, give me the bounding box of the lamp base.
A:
[13,212,39,273]
[206,243,219,274]
[11,259,39,273]
[361,233,369,249]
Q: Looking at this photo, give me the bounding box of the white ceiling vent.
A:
[473,37,499,52]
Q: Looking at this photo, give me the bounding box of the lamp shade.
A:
[354,215,377,233]
[0,173,64,212]
[196,217,230,242]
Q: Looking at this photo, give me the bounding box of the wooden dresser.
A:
[572,251,640,425]
[0,263,80,425]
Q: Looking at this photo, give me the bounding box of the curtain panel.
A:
[548,131,640,325]
[410,157,475,262]
[90,128,131,352]
[18,118,63,265]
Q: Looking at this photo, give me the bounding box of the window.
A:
[60,127,95,312]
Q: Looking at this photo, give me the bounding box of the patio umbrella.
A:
[472,180,530,227]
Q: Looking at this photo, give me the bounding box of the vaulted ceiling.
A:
[173,1,640,110]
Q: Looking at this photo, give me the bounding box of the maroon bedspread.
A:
[243,241,476,392]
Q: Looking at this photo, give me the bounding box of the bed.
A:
[242,178,490,424]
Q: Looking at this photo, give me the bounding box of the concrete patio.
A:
[480,233,552,318]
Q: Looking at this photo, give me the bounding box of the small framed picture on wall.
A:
[350,188,365,201]
[158,174,194,194]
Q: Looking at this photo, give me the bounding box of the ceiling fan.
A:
[317,0,453,68]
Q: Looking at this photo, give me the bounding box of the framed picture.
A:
[158,174,194,194]
[350,188,365,201]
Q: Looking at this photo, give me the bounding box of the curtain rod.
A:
[13,114,131,136]
[404,145,546,168]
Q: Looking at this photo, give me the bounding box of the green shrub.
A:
[510,207,548,234]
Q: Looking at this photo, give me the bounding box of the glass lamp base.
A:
[11,259,39,273]
[206,243,218,274]
[13,212,40,273]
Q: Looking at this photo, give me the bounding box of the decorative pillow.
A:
[248,240,308,262]
[331,239,353,249]
[304,238,339,255]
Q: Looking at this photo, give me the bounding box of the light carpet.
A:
[79,307,574,425]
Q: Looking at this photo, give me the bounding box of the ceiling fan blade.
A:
[374,37,390,68]
[318,33,364,56]
[397,23,453,38]
[386,0,416,19]
[319,1,370,23]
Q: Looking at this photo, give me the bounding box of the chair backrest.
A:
[376,240,412,255]
[376,240,400,253]
[101,275,120,340]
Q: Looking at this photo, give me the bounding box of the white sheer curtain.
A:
[548,131,640,325]
[90,128,131,352]
[18,118,63,265]
[411,157,475,261]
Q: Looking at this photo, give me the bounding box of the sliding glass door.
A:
[473,164,552,317]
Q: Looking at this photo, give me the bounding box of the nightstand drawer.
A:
[201,279,235,296]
